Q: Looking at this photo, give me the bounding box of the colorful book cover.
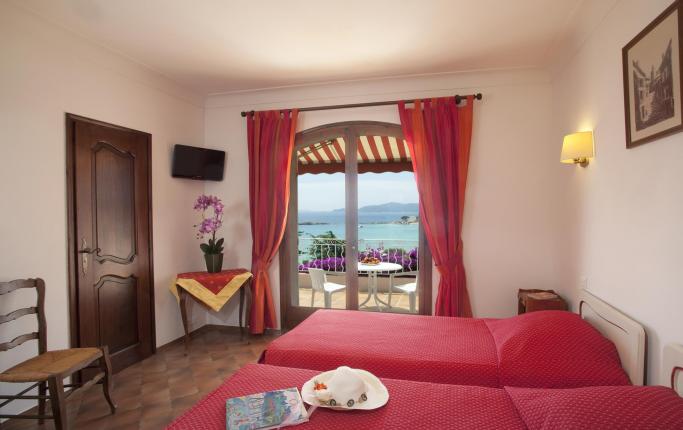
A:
[226,387,309,430]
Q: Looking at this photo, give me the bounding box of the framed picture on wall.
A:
[623,0,683,148]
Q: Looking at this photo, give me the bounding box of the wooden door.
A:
[66,114,155,372]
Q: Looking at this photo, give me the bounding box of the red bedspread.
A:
[167,364,683,430]
[506,385,683,430]
[262,310,500,387]
[262,309,631,388]
[167,364,526,430]
[487,310,630,388]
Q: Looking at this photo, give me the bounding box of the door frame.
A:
[280,121,432,329]
[65,113,156,354]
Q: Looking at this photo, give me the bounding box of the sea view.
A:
[297,173,420,263]
[297,202,419,263]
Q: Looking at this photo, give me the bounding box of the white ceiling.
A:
[16,0,587,95]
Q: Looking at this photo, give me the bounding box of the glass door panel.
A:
[357,136,420,314]
[293,137,347,310]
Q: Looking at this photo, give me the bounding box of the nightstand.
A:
[518,289,568,314]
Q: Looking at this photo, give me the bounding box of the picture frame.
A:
[623,0,683,148]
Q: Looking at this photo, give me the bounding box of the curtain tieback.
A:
[435,254,463,276]
[252,260,270,274]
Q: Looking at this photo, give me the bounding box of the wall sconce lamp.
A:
[561,131,594,167]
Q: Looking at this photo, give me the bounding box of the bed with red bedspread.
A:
[260,309,631,388]
[167,364,683,430]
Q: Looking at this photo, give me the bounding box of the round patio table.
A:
[358,262,403,311]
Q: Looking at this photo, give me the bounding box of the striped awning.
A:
[298,135,412,174]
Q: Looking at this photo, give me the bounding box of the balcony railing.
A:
[297,237,419,274]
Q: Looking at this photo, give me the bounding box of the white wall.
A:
[0,2,206,414]
[551,0,683,386]
[204,68,572,327]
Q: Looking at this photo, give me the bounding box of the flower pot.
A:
[204,253,223,273]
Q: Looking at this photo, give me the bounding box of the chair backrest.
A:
[308,269,327,292]
[0,279,47,355]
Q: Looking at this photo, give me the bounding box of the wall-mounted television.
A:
[172,144,225,181]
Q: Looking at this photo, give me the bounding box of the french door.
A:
[280,122,431,330]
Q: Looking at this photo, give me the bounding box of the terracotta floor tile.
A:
[140,388,171,407]
[140,378,169,395]
[168,382,199,400]
[139,414,174,430]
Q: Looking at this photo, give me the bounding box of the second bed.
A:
[261,289,645,388]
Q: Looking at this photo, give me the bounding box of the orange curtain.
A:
[247,109,298,333]
[398,97,474,317]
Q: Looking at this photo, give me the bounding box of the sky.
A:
[298,171,418,211]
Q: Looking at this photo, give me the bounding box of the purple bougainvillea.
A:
[298,247,418,273]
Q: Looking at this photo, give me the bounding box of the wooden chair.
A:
[0,279,116,429]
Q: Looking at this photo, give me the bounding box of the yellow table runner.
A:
[170,269,252,312]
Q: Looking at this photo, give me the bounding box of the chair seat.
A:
[0,348,102,382]
[323,282,346,293]
[395,282,417,293]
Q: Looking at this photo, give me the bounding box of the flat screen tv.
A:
[172,144,225,181]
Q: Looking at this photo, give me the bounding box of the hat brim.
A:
[301,368,389,411]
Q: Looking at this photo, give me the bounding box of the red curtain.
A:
[398,97,474,317]
[247,109,298,333]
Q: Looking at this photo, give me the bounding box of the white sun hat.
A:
[301,366,389,411]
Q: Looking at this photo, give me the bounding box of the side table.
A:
[170,269,253,350]
[518,289,568,314]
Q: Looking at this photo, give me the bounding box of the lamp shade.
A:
[561,131,594,164]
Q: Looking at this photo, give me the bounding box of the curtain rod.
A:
[239,93,482,117]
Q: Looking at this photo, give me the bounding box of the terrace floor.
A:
[298,288,418,313]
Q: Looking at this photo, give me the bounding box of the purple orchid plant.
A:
[194,194,224,255]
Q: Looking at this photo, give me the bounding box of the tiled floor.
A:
[298,289,418,313]
[2,328,277,430]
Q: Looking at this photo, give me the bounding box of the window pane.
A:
[294,137,347,309]
[357,135,420,314]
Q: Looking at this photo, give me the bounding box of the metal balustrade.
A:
[297,237,419,275]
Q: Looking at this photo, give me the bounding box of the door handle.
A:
[77,248,100,254]
[78,239,100,275]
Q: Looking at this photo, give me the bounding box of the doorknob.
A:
[78,239,100,275]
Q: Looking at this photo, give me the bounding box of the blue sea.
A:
[298,210,418,252]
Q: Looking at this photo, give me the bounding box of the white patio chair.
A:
[308,268,346,308]
[389,272,418,313]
